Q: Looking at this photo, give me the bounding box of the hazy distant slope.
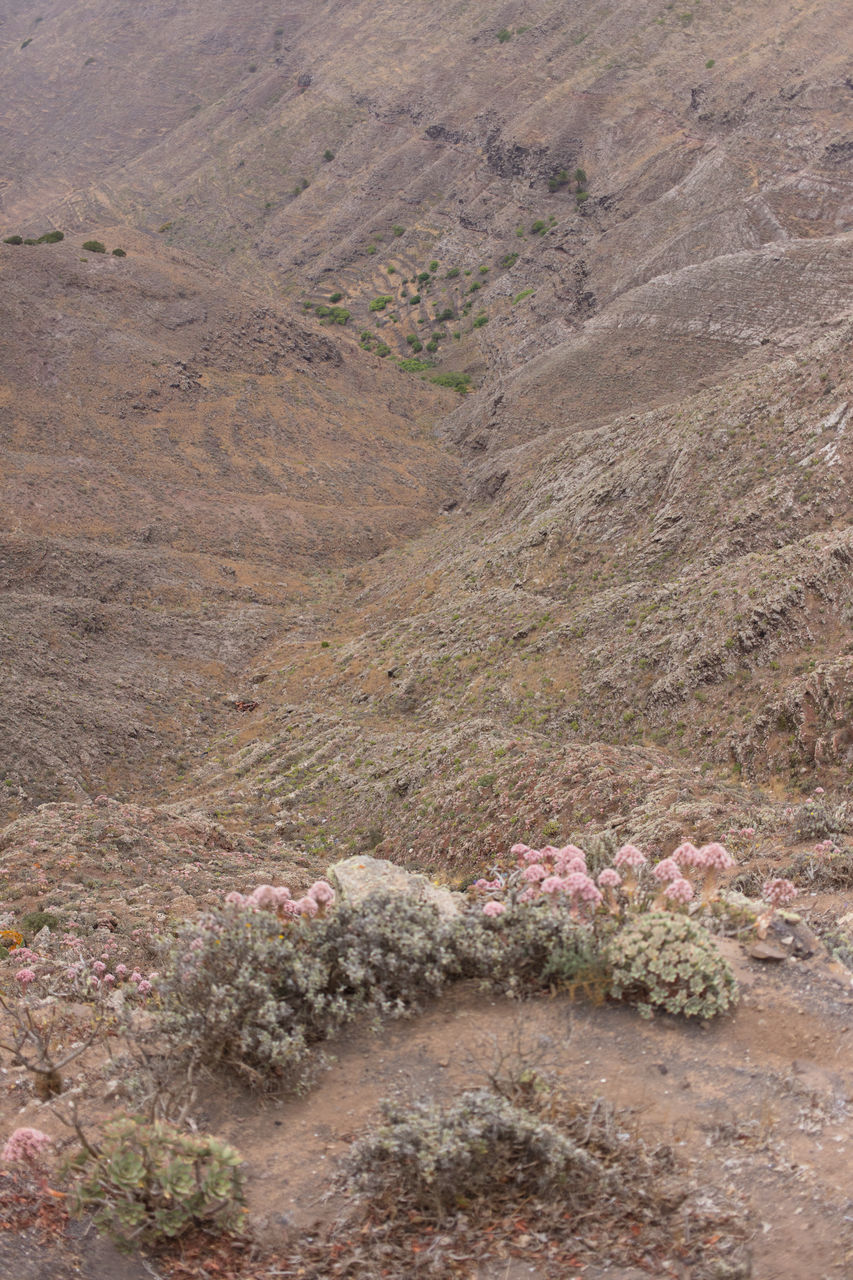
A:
[0,235,460,816]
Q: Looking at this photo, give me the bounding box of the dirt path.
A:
[1,926,850,1278]
[193,935,852,1279]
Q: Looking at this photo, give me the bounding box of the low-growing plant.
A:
[606,911,737,1019]
[446,266,460,278]
[315,304,350,324]
[111,247,126,257]
[496,27,512,43]
[369,295,391,311]
[159,910,336,1084]
[160,891,458,1085]
[344,1089,604,1217]
[392,224,405,236]
[81,240,106,253]
[451,904,603,996]
[430,371,470,393]
[3,234,23,245]
[67,1117,245,1251]
[21,909,60,935]
[36,230,64,243]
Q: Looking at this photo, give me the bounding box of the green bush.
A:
[606,911,737,1020]
[82,240,106,253]
[409,294,421,305]
[67,1118,245,1251]
[111,247,126,257]
[530,220,547,235]
[497,27,512,42]
[436,308,454,322]
[450,905,600,994]
[21,910,61,935]
[375,343,390,357]
[323,148,334,161]
[429,371,471,394]
[329,291,343,302]
[3,235,23,245]
[429,260,439,272]
[345,1089,603,1217]
[445,266,460,278]
[369,295,392,311]
[36,230,64,243]
[426,339,438,352]
[398,357,432,372]
[393,224,405,237]
[315,305,350,324]
[417,271,431,284]
[500,252,518,269]
[473,313,489,328]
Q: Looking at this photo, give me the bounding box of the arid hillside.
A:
[0,235,460,815]
[1,0,852,842]
[2,5,853,1280]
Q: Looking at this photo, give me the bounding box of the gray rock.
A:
[326,855,461,917]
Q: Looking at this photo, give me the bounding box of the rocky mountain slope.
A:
[2,4,853,1278]
[1,0,852,851]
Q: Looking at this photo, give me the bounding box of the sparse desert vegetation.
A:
[1,0,852,1275]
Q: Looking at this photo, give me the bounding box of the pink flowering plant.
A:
[461,837,739,1017]
[2,1126,52,1170]
[0,926,159,1100]
[467,838,736,923]
[755,878,798,938]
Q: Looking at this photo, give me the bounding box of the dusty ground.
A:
[1,894,850,1279]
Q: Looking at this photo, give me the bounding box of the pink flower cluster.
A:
[476,843,604,917]
[225,880,336,920]
[762,878,797,908]
[471,836,739,920]
[2,1127,52,1166]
